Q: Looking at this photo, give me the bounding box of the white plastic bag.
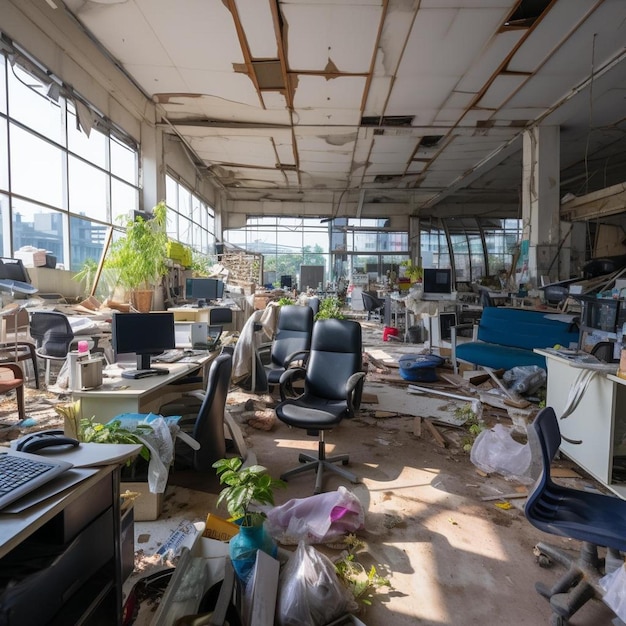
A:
[264,486,364,545]
[470,423,532,483]
[276,541,357,626]
[600,563,626,620]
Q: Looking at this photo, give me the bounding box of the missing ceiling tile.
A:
[361,115,415,127]
[252,60,285,90]
[502,0,551,29]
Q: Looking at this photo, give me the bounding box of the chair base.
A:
[533,540,623,624]
[280,448,359,495]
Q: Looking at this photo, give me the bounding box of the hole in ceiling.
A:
[420,135,444,148]
[502,0,551,29]
[374,174,403,184]
[252,60,285,90]
[361,115,415,127]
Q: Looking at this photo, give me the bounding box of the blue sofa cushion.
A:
[455,343,547,371]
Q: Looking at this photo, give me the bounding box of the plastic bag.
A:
[276,541,357,626]
[502,365,546,395]
[470,424,532,483]
[600,563,626,620]
[264,486,364,545]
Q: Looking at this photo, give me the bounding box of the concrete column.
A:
[140,119,165,212]
[521,126,562,285]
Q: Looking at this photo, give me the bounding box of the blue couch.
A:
[451,307,579,373]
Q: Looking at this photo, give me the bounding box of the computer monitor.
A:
[185,278,224,304]
[111,312,175,371]
[0,258,31,283]
[423,268,452,294]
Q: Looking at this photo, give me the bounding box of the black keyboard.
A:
[0,451,73,510]
[121,368,169,379]
[155,350,184,363]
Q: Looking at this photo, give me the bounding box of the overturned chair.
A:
[275,319,365,494]
[525,406,626,625]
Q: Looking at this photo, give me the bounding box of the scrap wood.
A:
[482,366,531,408]
[552,467,581,478]
[481,491,528,501]
[408,384,477,404]
[364,352,390,373]
[361,392,379,404]
[413,416,422,437]
[373,411,398,418]
[424,420,446,448]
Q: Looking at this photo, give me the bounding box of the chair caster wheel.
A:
[550,613,567,626]
[342,459,349,466]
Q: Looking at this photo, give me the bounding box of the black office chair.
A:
[275,319,365,494]
[161,352,234,471]
[30,311,77,387]
[307,297,320,317]
[258,304,314,390]
[362,291,384,322]
[525,407,626,625]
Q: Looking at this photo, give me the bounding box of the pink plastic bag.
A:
[264,486,364,544]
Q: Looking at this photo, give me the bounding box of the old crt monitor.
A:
[423,268,452,294]
[112,312,175,374]
[185,278,224,304]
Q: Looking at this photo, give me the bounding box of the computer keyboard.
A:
[0,451,73,510]
[155,349,184,363]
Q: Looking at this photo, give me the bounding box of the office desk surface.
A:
[73,354,215,422]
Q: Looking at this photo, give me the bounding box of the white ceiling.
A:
[61,0,626,221]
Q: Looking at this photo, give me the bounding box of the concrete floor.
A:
[134,319,619,626]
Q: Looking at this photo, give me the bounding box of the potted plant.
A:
[104,201,169,312]
[400,259,423,284]
[213,457,285,582]
[315,296,345,320]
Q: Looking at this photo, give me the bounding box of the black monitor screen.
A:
[423,268,452,294]
[185,278,224,302]
[111,312,175,370]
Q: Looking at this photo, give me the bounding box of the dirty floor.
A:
[0,320,619,626]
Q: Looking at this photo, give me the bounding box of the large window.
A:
[0,49,140,271]
[165,175,215,255]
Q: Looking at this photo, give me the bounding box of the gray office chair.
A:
[362,292,385,322]
[209,307,233,326]
[275,319,365,494]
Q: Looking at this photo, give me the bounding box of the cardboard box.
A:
[121,482,163,521]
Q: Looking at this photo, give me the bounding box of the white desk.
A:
[535,348,626,499]
[73,355,214,423]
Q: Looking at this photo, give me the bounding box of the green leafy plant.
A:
[456,404,486,452]
[400,259,423,283]
[79,416,152,463]
[335,535,391,607]
[213,457,286,527]
[315,296,345,320]
[276,296,295,306]
[105,201,169,293]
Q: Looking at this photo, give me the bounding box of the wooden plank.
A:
[551,467,581,478]
[413,416,422,437]
[424,420,446,448]
[361,392,379,404]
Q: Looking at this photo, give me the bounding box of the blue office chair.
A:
[525,407,626,625]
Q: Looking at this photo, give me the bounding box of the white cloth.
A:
[232,303,281,382]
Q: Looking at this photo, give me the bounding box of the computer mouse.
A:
[184,349,194,355]
[16,430,80,454]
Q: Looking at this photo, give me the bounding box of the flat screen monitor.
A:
[423,268,452,294]
[185,278,224,304]
[111,312,175,371]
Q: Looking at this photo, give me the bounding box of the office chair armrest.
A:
[278,366,306,402]
[345,371,366,415]
[175,430,201,451]
[281,349,310,368]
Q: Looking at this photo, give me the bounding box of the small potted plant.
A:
[400,259,423,284]
[213,457,285,582]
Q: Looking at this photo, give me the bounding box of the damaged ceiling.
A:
[59,0,626,221]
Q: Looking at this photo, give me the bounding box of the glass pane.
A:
[68,107,106,167]
[12,199,65,265]
[166,210,179,239]
[0,118,7,191]
[69,215,108,272]
[178,216,193,246]
[178,186,191,218]
[166,175,178,210]
[0,194,8,256]
[8,64,63,143]
[10,124,64,208]
[69,156,108,220]
[111,135,137,183]
[112,178,138,223]
[0,57,6,114]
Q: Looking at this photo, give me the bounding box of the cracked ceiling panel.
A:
[57,0,626,218]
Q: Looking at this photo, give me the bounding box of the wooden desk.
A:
[73,355,215,423]
[168,303,244,332]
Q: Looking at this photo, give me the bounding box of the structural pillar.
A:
[521,126,566,285]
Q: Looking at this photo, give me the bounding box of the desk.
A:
[168,303,243,332]
[536,348,626,499]
[0,457,135,625]
[73,355,214,423]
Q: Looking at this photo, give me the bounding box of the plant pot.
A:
[132,289,153,312]
[229,519,277,583]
